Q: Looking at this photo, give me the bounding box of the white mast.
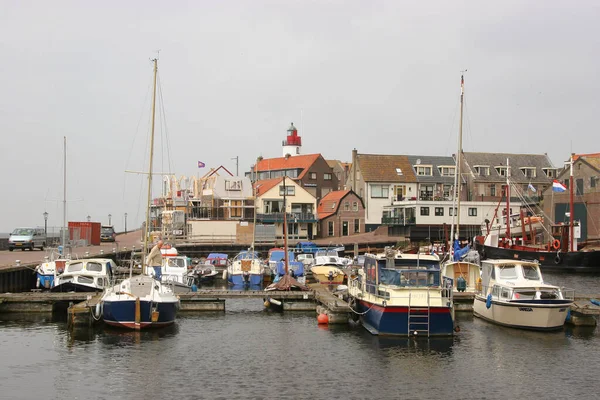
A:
[142,58,158,275]
[449,74,464,253]
[62,136,67,249]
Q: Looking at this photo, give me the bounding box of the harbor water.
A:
[1,274,599,400]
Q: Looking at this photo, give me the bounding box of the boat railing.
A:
[349,277,453,305]
[480,284,575,301]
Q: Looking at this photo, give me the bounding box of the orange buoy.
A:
[317,313,329,325]
[552,239,561,250]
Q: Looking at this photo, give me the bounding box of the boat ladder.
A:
[407,292,431,337]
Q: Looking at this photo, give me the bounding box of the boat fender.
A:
[486,294,492,309]
[552,239,561,250]
[454,325,461,333]
[36,277,41,289]
[565,308,571,323]
[191,284,198,292]
[590,299,600,307]
[94,302,102,319]
[554,254,562,265]
[222,270,227,280]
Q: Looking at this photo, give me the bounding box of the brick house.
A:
[317,190,365,238]
[542,153,600,242]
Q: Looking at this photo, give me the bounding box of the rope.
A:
[348,297,376,315]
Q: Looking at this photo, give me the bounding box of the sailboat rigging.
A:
[101,58,179,329]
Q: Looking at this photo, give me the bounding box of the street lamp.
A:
[124,213,128,233]
[108,213,112,226]
[43,211,48,235]
[87,215,91,222]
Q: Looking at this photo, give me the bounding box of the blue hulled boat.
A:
[227,250,264,286]
[348,249,455,336]
[101,275,179,329]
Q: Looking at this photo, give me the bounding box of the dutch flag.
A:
[552,180,567,192]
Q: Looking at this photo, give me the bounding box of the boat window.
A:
[499,266,517,279]
[77,276,94,284]
[67,262,83,272]
[168,258,185,268]
[492,285,500,298]
[501,288,511,299]
[522,265,540,280]
[86,262,103,272]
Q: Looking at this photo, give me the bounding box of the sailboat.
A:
[479,154,600,271]
[441,74,481,294]
[101,58,180,329]
[264,176,309,310]
[36,136,71,289]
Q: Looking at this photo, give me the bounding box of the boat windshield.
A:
[499,265,518,279]
[379,268,439,287]
[86,262,103,272]
[522,265,540,280]
[235,251,260,261]
[168,258,187,268]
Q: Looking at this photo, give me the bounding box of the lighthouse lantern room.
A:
[282,122,302,157]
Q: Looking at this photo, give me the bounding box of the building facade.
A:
[317,190,365,238]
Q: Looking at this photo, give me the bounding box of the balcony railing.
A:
[381,216,416,225]
[257,212,317,223]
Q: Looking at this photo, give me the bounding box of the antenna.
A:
[231,156,239,176]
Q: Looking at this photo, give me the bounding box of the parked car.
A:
[100,226,116,242]
[8,227,46,251]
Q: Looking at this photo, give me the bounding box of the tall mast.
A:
[456,74,464,241]
[505,158,511,240]
[569,153,574,252]
[142,58,158,274]
[252,158,258,251]
[62,136,67,249]
[283,176,289,274]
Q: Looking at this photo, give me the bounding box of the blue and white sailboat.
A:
[101,58,179,329]
[227,250,264,286]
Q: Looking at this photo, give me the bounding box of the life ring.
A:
[552,239,560,250]
[554,254,562,265]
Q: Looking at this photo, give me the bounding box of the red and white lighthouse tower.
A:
[282,122,302,157]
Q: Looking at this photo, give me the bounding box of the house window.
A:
[449,207,457,216]
[328,221,334,236]
[468,208,477,216]
[324,173,332,180]
[395,168,403,175]
[592,177,597,188]
[279,186,295,196]
[354,219,360,233]
[225,180,242,191]
[352,201,358,211]
[371,185,389,198]
[420,207,430,216]
[576,178,584,195]
[438,166,455,177]
[416,166,433,176]
[310,172,317,180]
[543,168,556,178]
[520,167,537,178]
[490,184,496,197]
[230,200,242,218]
[475,166,490,176]
[435,207,444,216]
[419,185,434,201]
[443,184,452,199]
[344,201,350,211]
[495,166,508,176]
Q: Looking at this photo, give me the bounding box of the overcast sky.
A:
[1,0,598,233]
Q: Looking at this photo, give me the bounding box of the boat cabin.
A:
[56,258,115,290]
[480,260,574,301]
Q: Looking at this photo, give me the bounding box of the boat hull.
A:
[481,245,594,271]
[356,299,454,336]
[473,296,571,330]
[50,282,103,293]
[102,299,178,329]
[313,273,344,285]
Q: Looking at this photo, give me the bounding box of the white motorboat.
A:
[473,259,574,330]
[52,258,115,292]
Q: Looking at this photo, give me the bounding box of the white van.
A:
[8,227,47,251]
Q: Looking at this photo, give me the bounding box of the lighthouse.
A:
[282,122,302,157]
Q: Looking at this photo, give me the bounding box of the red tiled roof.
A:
[317,190,350,219]
[256,154,321,179]
[253,178,283,197]
[573,153,600,161]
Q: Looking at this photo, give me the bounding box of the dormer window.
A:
[543,168,557,178]
[474,165,490,176]
[520,167,536,178]
[415,165,433,176]
[495,166,508,177]
[438,166,455,177]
